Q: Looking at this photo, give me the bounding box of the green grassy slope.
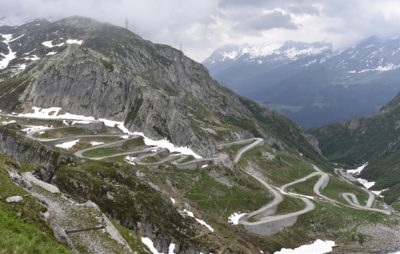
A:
[309,92,400,203]
[0,155,72,253]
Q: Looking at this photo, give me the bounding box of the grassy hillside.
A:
[0,154,72,253]
[309,92,400,203]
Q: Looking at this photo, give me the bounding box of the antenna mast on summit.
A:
[125,17,129,30]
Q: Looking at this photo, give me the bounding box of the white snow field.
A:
[182,209,214,232]
[347,162,368,175]
[55,139,80,150]
[0,34,17,69]
[42,40,64,48]
[274,239,335,254]
[346,163,375,189]
[228,212,248,225]
[66,39,84,45]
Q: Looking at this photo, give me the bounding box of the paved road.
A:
[281,170,338,205]
[239,168,326,227]
[335,168,390,215]
[341,192,390,215]
[232,138,264,163]
[73,136,143,159]
[12,116,392,234]
[240,170,284,220]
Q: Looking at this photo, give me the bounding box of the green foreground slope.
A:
[0,155,72,253]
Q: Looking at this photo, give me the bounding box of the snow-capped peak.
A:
[206,41,332,64]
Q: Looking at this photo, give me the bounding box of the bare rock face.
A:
[303,133,322,155]
[0,127,72,181]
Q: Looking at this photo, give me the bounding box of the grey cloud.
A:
[2,0,400,61]
[236,11,298,32]
[287,4,320,15]
[218,0,269,8]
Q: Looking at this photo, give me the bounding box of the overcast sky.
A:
[2,0,400,61]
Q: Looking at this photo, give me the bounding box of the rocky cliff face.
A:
[0,126,71,181]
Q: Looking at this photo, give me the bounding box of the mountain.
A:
[309,92,400,204]
[204,37,400,129]
[1,16,400,253]
[0,14,60,27]
[0,17,323,159]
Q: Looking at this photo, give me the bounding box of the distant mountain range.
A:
[204,37,400,129]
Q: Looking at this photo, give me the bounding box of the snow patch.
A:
[141,237,162,254]
[46,51,57,56]
[15,63,26,70]
[274,239,335,254]
[346,163,375,189]
[0,34,17,69]
[219,43,283,61]
[169,243,176,254]
[23,55,40,61]
[55,139,80,150]
[71,120,91,125]
[183,209,214,232]
[125,156,136,165]
[228,212,248,225]
[355,63,400,73]
[1,120,16,125]
[21,125,53,134]
[347,162,368,175]
[222,51,238,60]
[356,178,375,189]
[90,141,105,146]
[42,40,64,48]
[302,59,317,67]
[170,197,176,204]
[371,189,388,198]
[66,39,83,45]
[19,107,95,121]
[285,46,330,60]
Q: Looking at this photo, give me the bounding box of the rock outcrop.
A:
[0,126,71,181]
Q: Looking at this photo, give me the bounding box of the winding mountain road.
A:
[6,115,392,237]
[334,168,390,215]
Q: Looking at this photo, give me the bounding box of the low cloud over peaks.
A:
[2,0,400,61]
